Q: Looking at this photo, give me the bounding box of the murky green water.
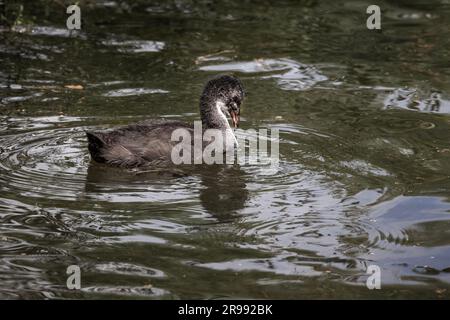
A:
[1,0,450,299]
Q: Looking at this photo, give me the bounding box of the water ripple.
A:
[199,58,328,91]
[384,88,450,114]
[101,39,165,53]
[102,88,169,97]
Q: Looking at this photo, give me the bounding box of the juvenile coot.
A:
[86,75,244,167]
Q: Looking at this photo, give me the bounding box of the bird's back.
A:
[86,119,193,167]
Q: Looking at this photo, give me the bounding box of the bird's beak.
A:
[230,110,239,128]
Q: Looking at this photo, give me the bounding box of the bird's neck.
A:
[201,100,231,130]
[200,100,237,150]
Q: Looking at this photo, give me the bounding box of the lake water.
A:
[1,0,450,299]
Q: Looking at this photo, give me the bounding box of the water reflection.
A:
[198,165,249,220]
[85,162,249,221]
[384,88,450,114]
[198,58,328,91]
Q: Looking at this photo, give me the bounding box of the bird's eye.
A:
[228,102,238,112]
[230,98,240,109]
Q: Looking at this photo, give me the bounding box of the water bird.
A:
[86,75,244,167]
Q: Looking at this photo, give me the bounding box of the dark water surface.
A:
[1,0,450,299]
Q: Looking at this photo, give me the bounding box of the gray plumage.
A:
[86,75,244,167]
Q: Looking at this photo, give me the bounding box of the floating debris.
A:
[64,84,84,90]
